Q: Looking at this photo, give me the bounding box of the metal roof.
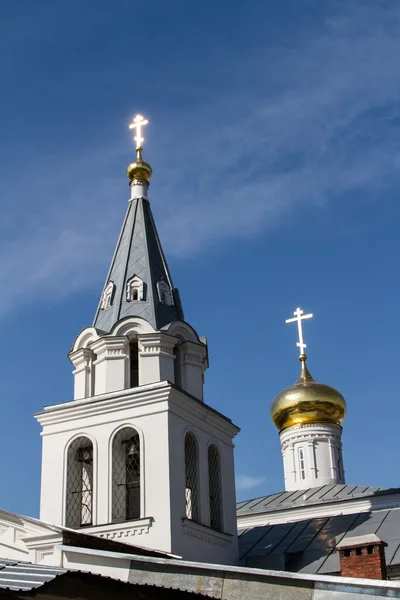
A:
[0,558,219,598]
[236,484,400,516]
[0,559,66,591]
[238,507,400,575]
[93,196,183,332]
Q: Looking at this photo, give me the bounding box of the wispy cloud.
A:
[236,474,265,492]
[1,1,400,315]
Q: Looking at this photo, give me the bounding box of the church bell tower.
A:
[36,116,239,565]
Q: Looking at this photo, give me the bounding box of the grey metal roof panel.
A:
[249,523,296,557]
[239,507,400,575]
[236,483,394,516]
[94,197,183,333]
[316,550,339,574]
[270,520,311,556]
[0,560,66,591]
[375,508,400,541]
[293,550,328,574]
[238,525,272,559]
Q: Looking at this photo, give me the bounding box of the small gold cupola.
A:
[126,114,152,182]
[271,307,347,432]
[271,354,346,431]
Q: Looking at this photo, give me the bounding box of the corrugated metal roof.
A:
[238,507,400,575]
[236,484,399,516]
[0,559,66,591]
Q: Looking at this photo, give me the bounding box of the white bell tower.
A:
[36,116,239,565]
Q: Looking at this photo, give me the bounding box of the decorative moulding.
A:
[100,281,115,311]
[126,275,145,302]
[83,517,153,540]
[181,518,233,548]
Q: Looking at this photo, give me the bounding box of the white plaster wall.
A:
[38,382,239,564]
[280,423,344,491]
[62,549,130,582]
[167,403,238,565]
[39,392,173,554]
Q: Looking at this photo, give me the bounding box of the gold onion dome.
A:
[271,354,346,432]
[126,147,152,182]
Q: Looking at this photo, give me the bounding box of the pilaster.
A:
[138,333,178,386]
[69,348,93,400]
[180,340,207,401]
[90,336,129,395]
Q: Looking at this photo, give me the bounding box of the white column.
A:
[90,336,129,395]
[138,333,178,386]
[69,348,92,399]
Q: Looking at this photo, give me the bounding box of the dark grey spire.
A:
[93,196,183,332]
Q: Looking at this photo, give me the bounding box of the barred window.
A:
[112,428,141,522]
[184,432,199,522]
[65,437,93,528]
[130,341,139,388]
[208,444,222,531]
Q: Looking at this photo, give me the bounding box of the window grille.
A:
[184,432,199,522]
[65,437,93,528]
[208,444,222,531]
[299,447,306,480]
[112,428,140,522]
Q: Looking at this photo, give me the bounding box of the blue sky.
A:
[0,0,400,517]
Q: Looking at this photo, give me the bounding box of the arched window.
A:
[65,436,93,528]
[184,432,199,521]
[208,444,222,531]
[129,340,139,388]
[126,275,144,302]
[112,428,141,522]
[298,447,306,480]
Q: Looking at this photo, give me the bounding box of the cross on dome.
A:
[129,114,149,149]
[286,307,313,356]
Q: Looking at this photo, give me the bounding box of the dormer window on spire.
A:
[100,281,115,310]
[157,280,173,306]
[126,275,144,302]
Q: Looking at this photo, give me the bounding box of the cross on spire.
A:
[286,307,313,356]
[129,114,149,149]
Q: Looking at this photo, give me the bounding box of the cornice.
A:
[169,387,240,439]
[182,518,233,548]
[35,381,239,438]
[35,381,173,428]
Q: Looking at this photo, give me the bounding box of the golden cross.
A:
[286,307,313,356]
[129,114,149,150]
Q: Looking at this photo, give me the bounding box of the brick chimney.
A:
[336,534,387,580]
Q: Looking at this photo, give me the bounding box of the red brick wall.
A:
[338,544,387,580]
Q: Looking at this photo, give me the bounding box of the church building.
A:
[1,116,400,599]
